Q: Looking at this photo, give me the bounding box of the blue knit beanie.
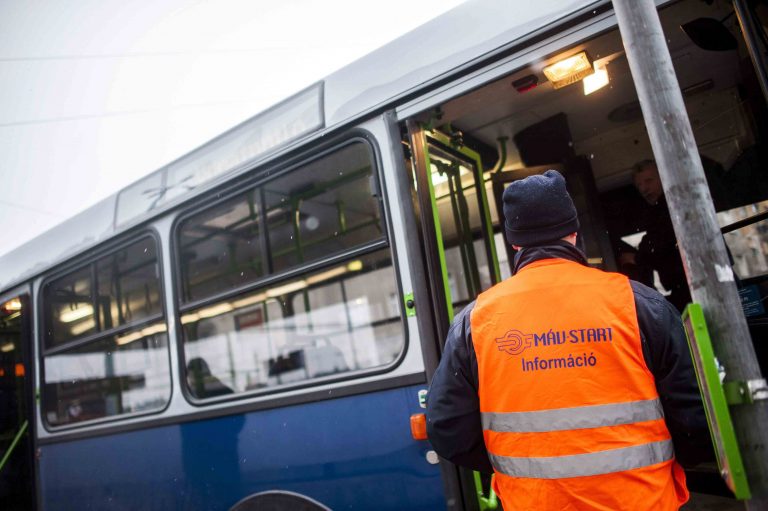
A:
[502,170,579,246]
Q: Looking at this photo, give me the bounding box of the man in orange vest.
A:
[427,170,712,510]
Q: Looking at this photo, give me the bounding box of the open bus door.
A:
[0,291,35,511]
[407,120,501,511]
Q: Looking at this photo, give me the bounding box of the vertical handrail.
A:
[0,420,28,474]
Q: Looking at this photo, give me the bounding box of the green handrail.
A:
[473,471,499,510]
[0,420,28,474]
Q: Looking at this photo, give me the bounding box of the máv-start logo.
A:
[494,329,532,356]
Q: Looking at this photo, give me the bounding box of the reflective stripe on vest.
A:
[481,398,664,433]
[488,439,674,479]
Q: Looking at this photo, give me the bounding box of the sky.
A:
[0,0,465,257]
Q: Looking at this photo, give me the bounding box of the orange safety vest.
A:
[471,258,688,511]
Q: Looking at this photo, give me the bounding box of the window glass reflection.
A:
[265,143,382,273]
[46,267,95,347]
[178,142,382,303]
[179,190,264,303]
[96,238,162,330]
[181,250,401,397]
[45,237,162,348]
[721,202,768,280]
[43,325,170,427]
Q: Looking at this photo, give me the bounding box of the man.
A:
[427,170,711,510]
[619,160,691,312]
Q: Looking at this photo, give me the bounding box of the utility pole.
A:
[612,0,768,507]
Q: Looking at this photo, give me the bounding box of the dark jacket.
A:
[426,242,712,474]
[636,196,691,312]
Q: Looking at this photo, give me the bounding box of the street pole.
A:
[612,0,768,506]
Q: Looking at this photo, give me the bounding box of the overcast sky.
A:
[0,0,464,257]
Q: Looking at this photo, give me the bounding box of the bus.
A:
[1,0,767,509]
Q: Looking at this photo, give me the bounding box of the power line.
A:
[0,98,264,127]
[0,47,300,63]
[0,199,57,216]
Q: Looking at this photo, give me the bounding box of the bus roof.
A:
[0,0,597,292]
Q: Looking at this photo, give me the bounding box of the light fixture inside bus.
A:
[116,323,167,346]
[3,298,21,311]
[197,302,234,319]
[60,304,94,323]
[543,51,593,89]
[70,318,95,336]
[431,164,469,185]
[583,65,609,95]
[346,260,363,272]
[266,280,308,298]
[1,343,14,353]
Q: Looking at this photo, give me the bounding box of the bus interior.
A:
[404,0,768,377]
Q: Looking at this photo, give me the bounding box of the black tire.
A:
[230,490,332,511]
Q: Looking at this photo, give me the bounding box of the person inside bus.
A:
[618,159,692,312]
[426,170,712,510]
[186,357,234,398]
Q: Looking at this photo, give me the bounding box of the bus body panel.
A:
[38,384,443,511]
[322,0,600,126]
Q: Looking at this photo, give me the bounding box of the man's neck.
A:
[512,241,588,274]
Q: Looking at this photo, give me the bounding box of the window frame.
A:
[171,135,409,405]
[38,230,172,431]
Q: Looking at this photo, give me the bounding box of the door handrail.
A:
[0,420,28,473]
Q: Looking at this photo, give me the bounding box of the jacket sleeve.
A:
[426,302,493,473]
[630,281,715,467]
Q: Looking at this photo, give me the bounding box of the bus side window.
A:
[41,236,170,427]
[721,210,768,374]
[177,141,404,399]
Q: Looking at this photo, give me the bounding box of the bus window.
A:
[178,188,265,303]
[182,249,399,396]
[42,323,170,427]
[264,143,383,273]
[177,141,401,399]
[44,237,162,348]
[45,266,96,347]
[720,202,768,280]
[96,239,162,330]
[721,206,768,374]
[178,142,383,302]
[41,236,170,427]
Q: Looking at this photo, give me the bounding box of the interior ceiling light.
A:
[60,304,94,323]
[583,64,609,95]
[543,51,593,89]
[3,298,21,311]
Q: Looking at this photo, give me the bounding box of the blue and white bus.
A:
[2,0,767,509]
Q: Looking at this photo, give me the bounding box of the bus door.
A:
[407,121,501,511]
[408,123,501,337]
[0,291,35,511]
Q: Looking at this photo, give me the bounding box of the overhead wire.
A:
[0,98,264,127]
[0,47,300,63]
